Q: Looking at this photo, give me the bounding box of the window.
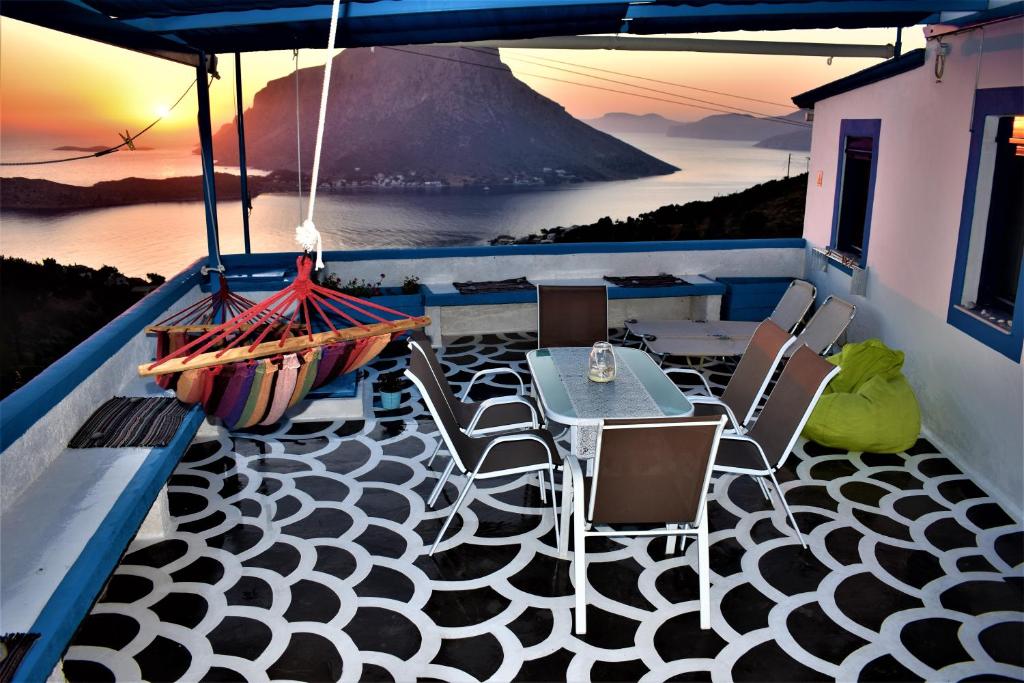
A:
[949,88,1024,361]
[830,120,881,268]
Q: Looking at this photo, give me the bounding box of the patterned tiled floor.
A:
[65,332,1024,682]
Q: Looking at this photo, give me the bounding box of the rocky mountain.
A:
[667,111,807,142]
[585,112,683,135]
[211,47,676,186]
[755,128,812,151]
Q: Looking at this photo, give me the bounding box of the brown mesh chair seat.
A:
[457,426,562,475]
[405,340,562,555]
[713,437,769,471]
[565,415,726,635]
[452,394,541,433]
[664,320,796,433]
[715,345,841,547]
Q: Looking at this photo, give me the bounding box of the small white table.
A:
[526,346,693,556]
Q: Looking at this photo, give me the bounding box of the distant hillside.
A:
[585,112,683,135]
[211,47,676,186]
[496,173,807,244]
[0,173,290,211]
[1,257,164,397]
[755,129,812,151]
[667,111,807,142]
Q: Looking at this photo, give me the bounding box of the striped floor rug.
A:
[69,397,191,449]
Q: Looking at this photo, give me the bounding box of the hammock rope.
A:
[294,0,344,270]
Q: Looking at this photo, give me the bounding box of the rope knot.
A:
[295,219,324,270]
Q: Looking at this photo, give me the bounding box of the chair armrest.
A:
[663,368,713,396]
[688,396,745,434]
[466,395,539,435]
[460,367,525,401]
[478,430,557,470]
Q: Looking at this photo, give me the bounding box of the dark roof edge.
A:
[791,48,926,109]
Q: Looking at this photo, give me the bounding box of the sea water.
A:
[0,134,808,277]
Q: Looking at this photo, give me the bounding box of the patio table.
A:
[526,346,693,556]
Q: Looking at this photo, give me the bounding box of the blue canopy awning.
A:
[0,0,1000,64]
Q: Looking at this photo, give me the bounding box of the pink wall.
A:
[802,17,1024,515]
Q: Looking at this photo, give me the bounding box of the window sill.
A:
[953,305,1013,335]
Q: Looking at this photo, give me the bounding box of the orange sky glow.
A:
[0,17,924,151]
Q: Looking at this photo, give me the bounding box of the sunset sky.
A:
[0,17,924,151]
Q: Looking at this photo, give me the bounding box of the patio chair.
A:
[715,345,841,548]
[624,279,815,343]
[566,415,727,634]
[405,342,561,555]
[407,332,539,470]
[537,284,608,348]
[663,320,797,433]
[786,295,857,356]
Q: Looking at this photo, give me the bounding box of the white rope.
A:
[293,49,304,223]
[294,0,342,270]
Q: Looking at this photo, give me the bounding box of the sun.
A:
[154,104,172,118]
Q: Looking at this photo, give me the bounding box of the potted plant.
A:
[318,271,425,322]
[377,370,405,410]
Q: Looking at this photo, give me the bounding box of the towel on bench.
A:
[604,274,689,288]
[1,633,40,683]
[453,277,534,295]
[69,397,192,449]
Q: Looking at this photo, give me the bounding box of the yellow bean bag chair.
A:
[802,339,921,453]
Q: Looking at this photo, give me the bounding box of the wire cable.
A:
[494,49,796,110]
[1,76,204,166]
[382,46,809,128]
[468,46,806,125]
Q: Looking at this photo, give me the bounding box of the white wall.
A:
[324,245,806,286]
[802,18,1024,517]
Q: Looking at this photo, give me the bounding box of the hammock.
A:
[139,255,429,430]
[137,0,426,430]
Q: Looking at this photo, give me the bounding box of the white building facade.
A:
[796,13,1024,516]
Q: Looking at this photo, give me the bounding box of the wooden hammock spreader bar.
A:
[145,323,309,334]
[138,315,430,377]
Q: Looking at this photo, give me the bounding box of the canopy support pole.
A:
[196,52,223,285]
[234,52,252,255]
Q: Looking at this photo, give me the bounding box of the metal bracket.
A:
[201,264,226,276]
[811,247,868,296]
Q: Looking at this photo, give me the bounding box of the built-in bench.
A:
[0,379,204,681]
[422,276,726,344]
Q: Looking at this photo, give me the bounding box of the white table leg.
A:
[559,462,572,558]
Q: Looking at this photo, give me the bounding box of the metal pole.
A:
[196,53,222,281]
[445,35,894,59]
[894,27,904,57]
[234,52,252,254]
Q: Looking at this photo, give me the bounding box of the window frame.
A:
[829,118,882,270]
[948,87,1024,362]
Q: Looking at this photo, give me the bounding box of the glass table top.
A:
[526,346,693,424]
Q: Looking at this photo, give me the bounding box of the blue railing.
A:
[0,238,806,453]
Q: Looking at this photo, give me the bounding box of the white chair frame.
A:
[661,333,797,434]
[404,361,560,556]
[714,363,841,548]
[568,416,726,635]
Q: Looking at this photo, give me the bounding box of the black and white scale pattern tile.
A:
[64,332,1024,682]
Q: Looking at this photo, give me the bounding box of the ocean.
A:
[0,134,807,277]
